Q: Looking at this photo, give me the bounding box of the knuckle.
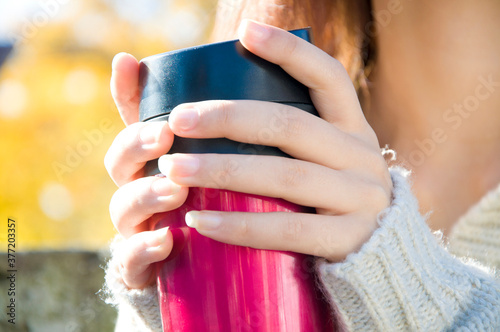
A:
[115,123,143,156]
[365,183,391,212]
[103,149,115,175]
[210,157,240,187]
[315,223,339,258]
[109,189,126,230]
[105,126,142,181]
[215,100,236,128]
[280,110,306,140]
[282,35,299,58]
[109,190,120,221]
[359,146,392,193]
[104,134,128,177]
[128,124,145,152]
[116,183,148,219]
[280,214,303,243]
[127,189,146,213]
[115,90,139,110]
[366,148,389,178]
[109,186,141,232]
[323,57,348,86]
[234,215,250,240]
[120,250,142,273]
[276,159,307,191]
[221,157,239,176]
[119,249,136,270]
[120,233,152,269]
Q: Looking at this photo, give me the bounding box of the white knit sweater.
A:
[102,168,500,331]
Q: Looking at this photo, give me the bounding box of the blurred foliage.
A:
[0,0,217,251]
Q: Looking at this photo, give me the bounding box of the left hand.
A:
[159,20,392,262]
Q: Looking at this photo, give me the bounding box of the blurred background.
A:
[0,0,216,330]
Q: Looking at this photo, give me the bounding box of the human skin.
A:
[366,0,500,233]
[105,0,500,290]
[105,20,391,289]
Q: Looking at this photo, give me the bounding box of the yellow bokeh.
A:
[0,0,217,251]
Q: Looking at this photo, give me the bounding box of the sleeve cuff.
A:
[101,234,163,332]
[316,167,500,331]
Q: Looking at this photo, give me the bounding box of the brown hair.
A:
[210,0,373,101]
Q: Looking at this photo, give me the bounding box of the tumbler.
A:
[139,29,334,331]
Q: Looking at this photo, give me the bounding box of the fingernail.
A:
[148,227,169,247]
[239,20,270,43]
[140,122,166,148]
[111,52,128,71]
[158,154,200,177]
[186,211,221,230]
[151,177,181,196]
[146,227,168,251]
[170,107,199,131]
[155,227,169,244]
[111,53,122,70]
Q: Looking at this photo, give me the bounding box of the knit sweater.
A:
[101,167,500,331]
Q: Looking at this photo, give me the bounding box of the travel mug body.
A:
[139,29,334,331]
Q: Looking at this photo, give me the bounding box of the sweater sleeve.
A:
[316,167,500,331]
[101,235,163,332]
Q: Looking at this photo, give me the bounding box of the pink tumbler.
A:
[139,29,334,331]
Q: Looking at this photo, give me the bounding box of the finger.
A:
[185,211,378,262]
[104,121,174,186]
[111,52,141,126]
[238,20,364,127]
[159,154,390,213]
[169,100,387,173]
[110,176,188,238]
[118,228,173,289]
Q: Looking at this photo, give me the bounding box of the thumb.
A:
[237,19,365,129]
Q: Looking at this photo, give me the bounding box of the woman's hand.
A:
[105,19,392,291]
[161,20,392,262]
[105,53,189,289]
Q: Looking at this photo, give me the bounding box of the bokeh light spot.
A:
[0,79,28,118]
[163,7,204,48]
[72,13,110,48]
[63,68,98,105]
[39,182,74,221]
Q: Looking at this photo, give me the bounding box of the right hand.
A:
[105,53,189,289]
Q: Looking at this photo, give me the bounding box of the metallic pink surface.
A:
[152,188,334,331]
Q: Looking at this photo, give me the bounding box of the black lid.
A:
[139,28,313,122]
[0,43,13,68]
